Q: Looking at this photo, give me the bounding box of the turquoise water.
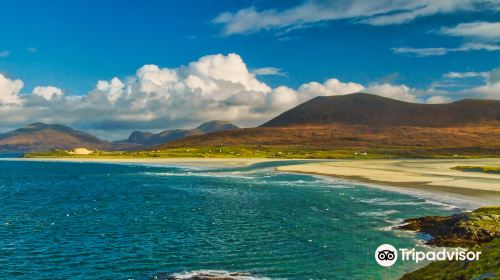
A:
[0,160,460,279]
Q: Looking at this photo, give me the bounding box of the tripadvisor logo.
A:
[375,244,481,267]
[375,244,398,267]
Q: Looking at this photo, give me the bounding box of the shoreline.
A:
[4,156,499,208]
[277,158,500,208]
[1,157,289,168]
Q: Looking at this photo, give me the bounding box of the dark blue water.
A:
[0,160,460,279]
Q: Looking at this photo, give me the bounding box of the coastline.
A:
[2,157,286,168]
[5,156,500,207]
[277,158,500,207]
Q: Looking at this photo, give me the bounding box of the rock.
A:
[395,207,500,247]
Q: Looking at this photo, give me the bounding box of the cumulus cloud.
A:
[32,86,63,100]
[469,68,500,99]
[0,74,23,105]
[298,78,365,98]
[426,95,452,104]
[0,53,498,138]
[365,83,418,102]
[213,0,497,35]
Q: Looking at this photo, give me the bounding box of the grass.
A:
[400,207,500,280]
[23,145,499,159]
[452,166,500,173]
[401,238,500,280]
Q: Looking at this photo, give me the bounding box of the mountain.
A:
[0,123,110,152]
[118,120,240,146]
[161,93,500,151]
[195,120,239,133]
[262,93,500,127]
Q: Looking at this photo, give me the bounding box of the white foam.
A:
[357,210,399,217]
[169,270,271,280]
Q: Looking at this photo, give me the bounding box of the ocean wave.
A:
[140,171,255,180]
[157,270,271,280]
[359,197,422,206]
[379,218,406,231]
[359,197,458,210]
[357,210,399,217]
[423,199,458,210]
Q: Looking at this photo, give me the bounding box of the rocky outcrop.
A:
[398,207,500,280]
[396,207,500,247]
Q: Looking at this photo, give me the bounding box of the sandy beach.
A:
[277,158,500,205]
[6,156,500,205]
[6,157,284,167]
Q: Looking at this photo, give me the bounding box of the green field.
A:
[452,165,500,173]
[23,146,499,159]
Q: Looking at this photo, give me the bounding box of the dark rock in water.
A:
[396,207,500,247]
[151,270,258,280]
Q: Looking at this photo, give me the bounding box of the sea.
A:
[0,158,463,279]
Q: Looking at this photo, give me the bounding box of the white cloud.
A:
[0,53,498,139]
[391,47,449,57]
[213,0,498,35]
[32,86,63,100]
[426,95,451,104]
[0,50,10,58]
[365,83,418,102]
[469,68,500,99]
[392,43,500,56]
[440,22,500,41]
[268,86,300,110]
[0,74,23,105]
[443,71,489,79]
[252,67,285,76]
[298,78,365,98]
[393,21,500,57]
[95,78,124,103]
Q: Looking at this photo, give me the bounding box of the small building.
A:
[70,148,93,155]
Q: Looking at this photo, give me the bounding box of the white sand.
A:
[7,157,282,167]
[277,158,500,191]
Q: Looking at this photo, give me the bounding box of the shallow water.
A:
[0,160,460,279]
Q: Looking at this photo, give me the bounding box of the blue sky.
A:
[0,0,499,138]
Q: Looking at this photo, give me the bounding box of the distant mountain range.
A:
[0,121,239,152]
[0,123,114,152]
[163,93,500,150]
[116,120,240,146]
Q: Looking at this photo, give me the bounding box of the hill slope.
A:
[161,94,500,153]
[0,123,111,152]
[262,93,500,127]
[119,120,239,146]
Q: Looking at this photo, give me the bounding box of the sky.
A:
[0,0,499,139]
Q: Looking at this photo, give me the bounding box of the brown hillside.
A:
[162,122,500,151]
[160,93,500,153]
[0,123,135,152]
[262,93,500,127]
